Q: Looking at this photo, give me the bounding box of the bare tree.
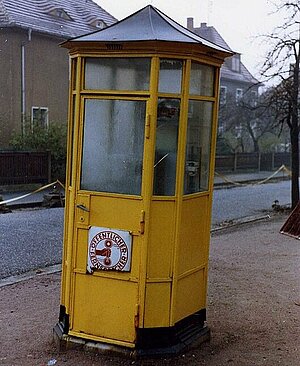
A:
[261,1,300,208]
[219,91,278,153]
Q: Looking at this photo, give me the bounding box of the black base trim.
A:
[53,308,210,358]
[58,304,69,334]
[136,309,207,352]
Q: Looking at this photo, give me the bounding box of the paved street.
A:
[0,208,64,279]
[0,180,292,279]
[212,180,291,225]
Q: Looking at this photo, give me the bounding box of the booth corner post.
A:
[54,5,232,357]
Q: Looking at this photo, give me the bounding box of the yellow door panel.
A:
[174,268,206,323]
[144,282,171,327]
[72,274,138,343]
[147,200,176,278]
[178,195,210,275]
[89,195,143,233]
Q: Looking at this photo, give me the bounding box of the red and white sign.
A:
[87,227,132,272]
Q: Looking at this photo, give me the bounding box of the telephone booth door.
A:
[68,57,153,345]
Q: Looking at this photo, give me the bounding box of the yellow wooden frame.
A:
[60,48,223,344]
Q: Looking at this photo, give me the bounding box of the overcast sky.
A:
[94,0,283,82]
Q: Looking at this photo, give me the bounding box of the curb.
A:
[7,201,44,210]
[0,264,61,288]
[211,214,273,233]
[213,175,290,189]
[0,214,285,288]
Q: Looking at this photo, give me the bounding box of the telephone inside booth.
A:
[186,146,201,194]
[153,98,180,195]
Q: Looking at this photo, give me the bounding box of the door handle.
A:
[76,204,89,212]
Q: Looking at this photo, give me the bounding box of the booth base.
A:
[53,310,210,358]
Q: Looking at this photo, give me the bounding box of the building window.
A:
[220,86,227,105]
[232,55,241,72]
[235,123,242,138]
[49,8,72,20]
[249,90,257,107]
[32,107,49,128]
[91,19,107,29]
[218,123,225,135]
[236,88,243,104]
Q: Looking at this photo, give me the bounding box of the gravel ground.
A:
[0,214,299,366]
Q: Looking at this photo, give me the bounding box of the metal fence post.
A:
[47,150,52,183]
[234,152,237,171]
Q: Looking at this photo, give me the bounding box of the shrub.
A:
[9,120,67,182]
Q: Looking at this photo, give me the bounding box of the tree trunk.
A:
[290,125,299,209]
[253,139,259,153]
[290,45,300,209]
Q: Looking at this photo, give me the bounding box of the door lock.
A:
[76,204,89,212]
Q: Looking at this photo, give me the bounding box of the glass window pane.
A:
[189,62,215,96]
[184,101,213,194]
[158,59,183,94]
[81,99,146,195]
[153,98,180,196]
[85,58,151,91]
[32,107,48,128]
[71,58,77,91]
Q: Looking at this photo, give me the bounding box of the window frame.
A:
[31,106,49,129]
[220,86,227,105]
[236,88,243,104]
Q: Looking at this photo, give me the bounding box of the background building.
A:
[0,0,116,147]
[187,18,260,140]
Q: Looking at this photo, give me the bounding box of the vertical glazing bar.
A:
[169,59,191,326]
[203,66,220,299]
[63,56,83,324]
[139,56,159,329]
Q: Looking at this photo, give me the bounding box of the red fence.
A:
[215,152,291,172]
[0,151,292,186]
[0,151,51,185]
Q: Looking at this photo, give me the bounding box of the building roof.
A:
[190,22,259,85]
[221,62,259,85]
[0,0,117,39]
[67,5,233,56]
[194,23,233,52]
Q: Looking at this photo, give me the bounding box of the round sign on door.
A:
[87,227,132,272]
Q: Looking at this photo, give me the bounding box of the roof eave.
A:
[0,22,73,40]
[61,39,232,64]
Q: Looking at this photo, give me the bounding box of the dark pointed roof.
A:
[191,23,259,84]
[0,0,117,39]
[67,5,232,55]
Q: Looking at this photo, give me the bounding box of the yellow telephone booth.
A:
[54,5,232,356]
